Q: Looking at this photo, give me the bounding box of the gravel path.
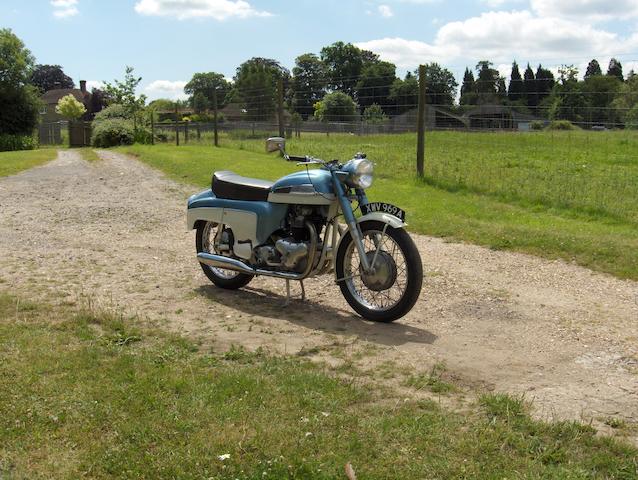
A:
[1,150,637,439]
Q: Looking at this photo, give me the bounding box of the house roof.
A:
[41,88,90,105]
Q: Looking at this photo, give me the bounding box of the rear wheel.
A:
[336,221,423,322]
[196,221,253,290]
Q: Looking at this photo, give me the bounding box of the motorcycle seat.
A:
[212,171,274,202]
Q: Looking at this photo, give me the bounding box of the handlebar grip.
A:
[287,155,308,162]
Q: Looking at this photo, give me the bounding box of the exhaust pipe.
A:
[197,252,307,280]
[197,222,318,281]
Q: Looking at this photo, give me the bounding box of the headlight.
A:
[344,159,374,189]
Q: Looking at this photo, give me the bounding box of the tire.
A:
[196,222,254,290]
[336,220,423,322]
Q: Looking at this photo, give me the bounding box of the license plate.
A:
[361,202,406,221]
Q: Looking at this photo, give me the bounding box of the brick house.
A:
[40,80,92,122]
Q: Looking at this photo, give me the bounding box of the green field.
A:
[121,130,638,280]
[0,149,57,177]
[1,293,636,478]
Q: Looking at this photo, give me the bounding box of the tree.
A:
[421,63,458,107]
[611,73,638,127]
[234,57,289,122]
[606,58,623,82]
[585,59,602,79]
[184,72,231,110]
[56,94,86,120]
[475,61,502,104]
[581,74,621,126]
[103,66,147,117]
[89,88,108,116]
[508,61,524,103]
[30,64,74,92]
[314,91,358,122]
[191,92,208,114]
[459,68,477,105]
[320,41,378,97]
[548,66,586,124]
[0,29,39,137]
[355,60,396,112]
[389,72,418,114]
[535,65,555,114]
[523,63,537,109]
[291,53,327,119]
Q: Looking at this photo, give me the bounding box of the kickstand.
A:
[284,279,306,306]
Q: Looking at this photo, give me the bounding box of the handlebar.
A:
[286,155,309,162]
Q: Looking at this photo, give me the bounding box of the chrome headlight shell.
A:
[343,158,374,189]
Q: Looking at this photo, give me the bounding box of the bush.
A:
[0,133,37,151]
[625,105,638,130]
[94,104,130,121]
[546,120,577,130]
[530,121,544,130]
[91,119,134,147]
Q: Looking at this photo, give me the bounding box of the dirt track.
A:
[1,150,637,439]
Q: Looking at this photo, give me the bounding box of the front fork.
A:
[332,173,373,273]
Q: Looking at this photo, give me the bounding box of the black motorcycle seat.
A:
[212,171,274,202]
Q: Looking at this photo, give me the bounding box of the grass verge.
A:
[120,143,638,280]
[1,292,636,478]
[77,147,100,162]
[0,149,57,177]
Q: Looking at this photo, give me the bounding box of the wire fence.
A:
[38,68,638,225]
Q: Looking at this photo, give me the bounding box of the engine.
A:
[253,206,326,272]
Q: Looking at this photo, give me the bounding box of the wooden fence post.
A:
[150,112,155,145]
[213,88,219,147]
[416,64,427,177]
[277,78,285,138]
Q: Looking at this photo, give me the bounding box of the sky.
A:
[3,0,638,100]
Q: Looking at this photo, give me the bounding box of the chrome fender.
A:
[334,212,407,266]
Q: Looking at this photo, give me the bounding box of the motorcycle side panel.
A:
[187,189,288,259]
[268,169,335,205]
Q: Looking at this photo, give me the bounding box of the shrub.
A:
[94,104,130,121]
[530,121,544,130]
[0,133,37,151]
[625,105,638,130]
[546,120,577,130]
[91,119,134,147]
[314,92,358,122]
[363,104,387,124]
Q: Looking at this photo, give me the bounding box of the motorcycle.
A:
[186,137,423,322]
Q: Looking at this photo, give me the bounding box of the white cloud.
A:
[86,80,104,91]
[531,0,638,21]
[134,0,272,21]
[356,10,638,68]
[378,4,394,17]
[145,80,188,101]
[51,0,79,18]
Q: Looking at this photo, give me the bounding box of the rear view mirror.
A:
[266,137,286,154]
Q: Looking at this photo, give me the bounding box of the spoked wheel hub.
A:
[360,251,397,292]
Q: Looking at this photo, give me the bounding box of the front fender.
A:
[357,211,407,229]
[334,212,407,263]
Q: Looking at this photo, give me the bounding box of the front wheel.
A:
[196,221,254,290]
[335,221,423,322]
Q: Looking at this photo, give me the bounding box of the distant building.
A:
[463,105,546,130]
[40,80,92,122]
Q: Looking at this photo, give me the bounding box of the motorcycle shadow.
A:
[196,284,437,347]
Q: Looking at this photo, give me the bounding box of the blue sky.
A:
[3,0,638,100]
